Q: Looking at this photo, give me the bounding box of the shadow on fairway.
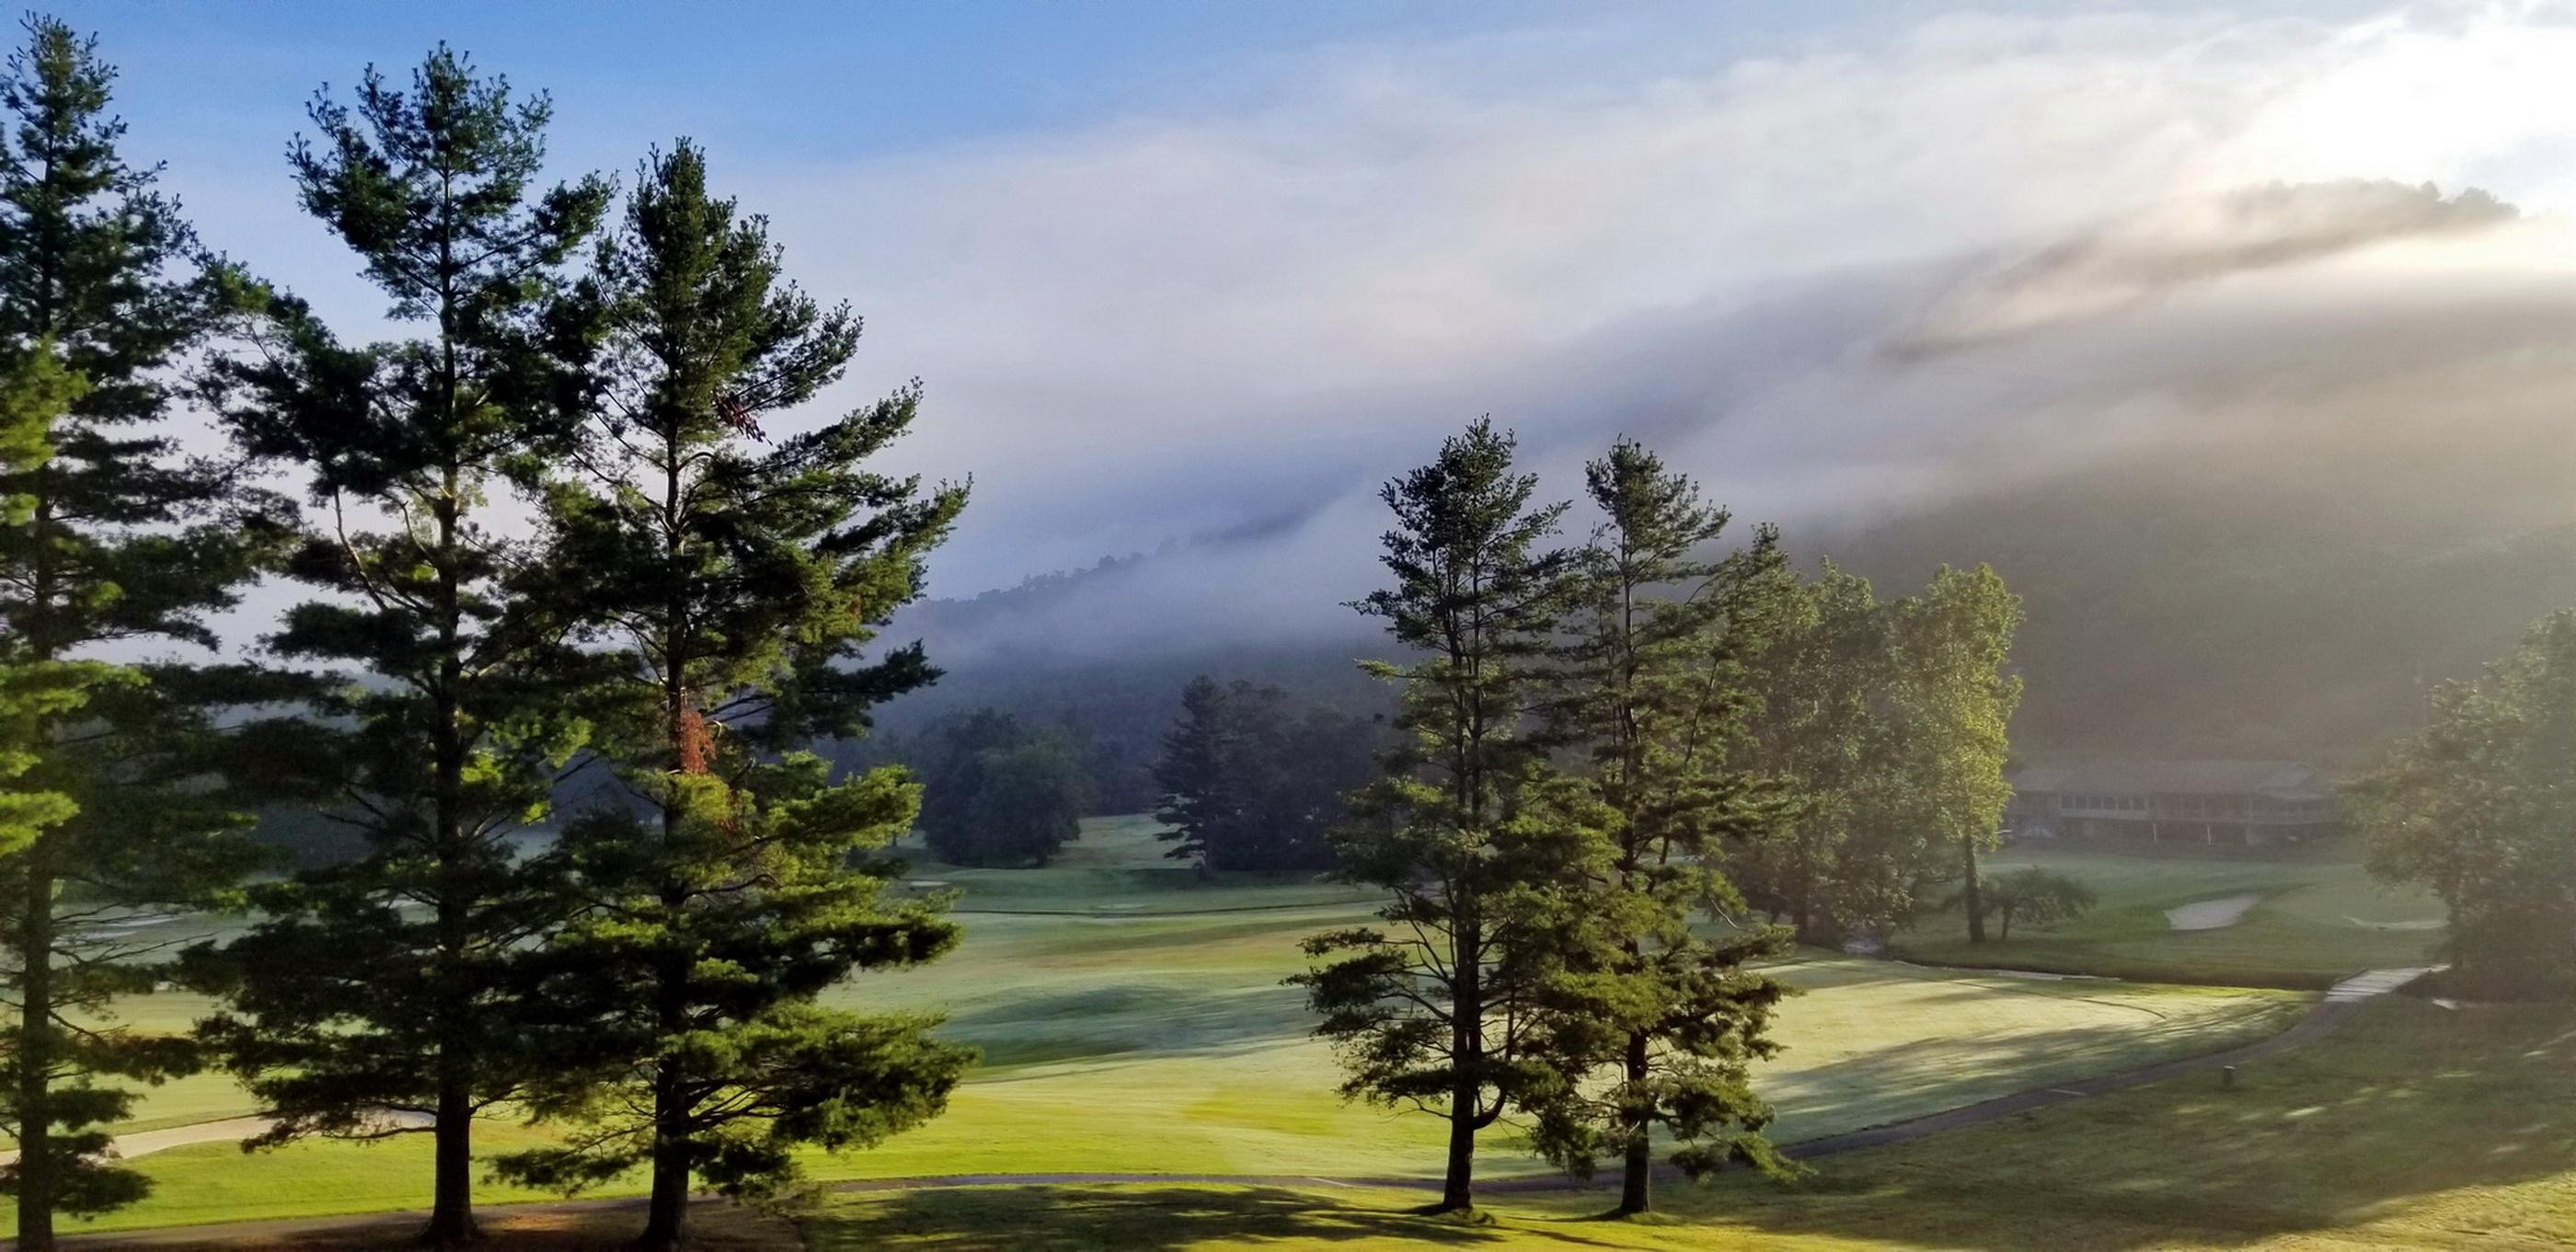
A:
[807,1185,1517,1249]
[1663,997,2576,1248]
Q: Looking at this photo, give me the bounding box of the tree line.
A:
[0,22,966,1250]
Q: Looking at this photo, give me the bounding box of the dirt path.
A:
[37,966,2438,1250]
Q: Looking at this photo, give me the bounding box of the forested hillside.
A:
[882,464,2576,786]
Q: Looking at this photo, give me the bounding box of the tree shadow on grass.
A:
[1667,998,2576,1249]
[808,1185,1543,1250]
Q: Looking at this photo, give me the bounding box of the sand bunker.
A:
[2345,916,2444,931]
[2165,893,2260,931]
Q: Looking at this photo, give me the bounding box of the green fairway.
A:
[811,994,2576,1249]
[5,815,2306,1236]
[1892,844,2446,988]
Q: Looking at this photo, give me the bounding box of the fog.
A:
[903,177,2576,665]
[152,3,2576,672]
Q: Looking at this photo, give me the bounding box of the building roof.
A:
[2009,760,2327,799]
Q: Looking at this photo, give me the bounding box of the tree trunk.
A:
[638,931,693,1251]
[1439,1097,1477,1213]
[1961,834,1986,944]
[420,1081,479,1246]
[420,465,478,1247]
[1436,917,1479,1214]
[1616,1029,1652,1215]
[17,834,54,1252]
[636,1129,690,1251]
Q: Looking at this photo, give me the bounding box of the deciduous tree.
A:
[2353,610,2576,996]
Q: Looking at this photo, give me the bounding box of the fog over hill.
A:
[879,179,2576,775]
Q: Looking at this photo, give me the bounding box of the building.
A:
[2005,760,2339,848]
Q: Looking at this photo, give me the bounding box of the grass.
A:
[4,815,2306,1237]
[1891,843,2447,988]
[808,994,2576,1249]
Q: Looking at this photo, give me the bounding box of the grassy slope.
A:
[1891,843,2446,987]
[811,995,2576,1250]
[6,816,2301,1235]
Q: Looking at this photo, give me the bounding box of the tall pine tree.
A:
[188,47,609,1246]
[1294,419,1585,1214]
[0,17,286,1246]
[0,347,85,865]
[492,143,971,1251]
[1528,438,1798,1214]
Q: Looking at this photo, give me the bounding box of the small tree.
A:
[1975,868,2096,940]
[1294,419,1585,1215]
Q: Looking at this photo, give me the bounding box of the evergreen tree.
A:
[187,47,609,1246]
[492,143,971,1251]
[0,19,282,1245]
[1154,675,1253,867]
[1294,419,1584,1214]
[0,349,83,862]
[1528,438,1798,1214]
[1153,677,1361,873]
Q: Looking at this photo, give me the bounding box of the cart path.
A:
[34,966,2440,1250]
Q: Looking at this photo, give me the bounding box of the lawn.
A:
[810,994,2576,1250]
[1891,843,2447,988]
[6,815,2306,1237]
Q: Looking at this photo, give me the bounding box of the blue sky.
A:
[39,3,2576,634]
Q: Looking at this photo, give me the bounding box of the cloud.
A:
[714,3,2576,598]
[1900,179,2520,350]
[152,4,2576,664]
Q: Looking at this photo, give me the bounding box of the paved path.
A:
[33,966,2440,1250]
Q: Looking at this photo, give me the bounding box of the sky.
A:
[44,1,2576,649]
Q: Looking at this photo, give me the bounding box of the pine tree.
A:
[492,143,971,1251]
[0,17,284,1246]
[1294,419,1584,1214]
[0,348,84,862]
[1529,438,1799,1214]
[187,47,609,1246]
[1154,675,1251,868]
